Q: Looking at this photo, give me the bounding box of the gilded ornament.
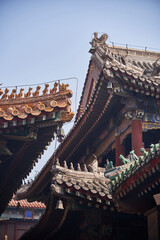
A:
[16,88,24,98]
[42,84,49,95]
[8,89,16,99]
[18,112,27,119]
[50,82,58,94]
[59,83,69,92]
[12,107,19,116]
[4,115,13,121]
[31,109,41,116]
[25,105,32,114]
[0,89,3,96]
[50,100,58,108]
[32,86,41,97]
[1,88,9,99]
[57,100,67,108]
[60,111,74,122]
[38,102,45,111]
[0,108,5,117]
[24,87,33,98]
[44,106,53,112]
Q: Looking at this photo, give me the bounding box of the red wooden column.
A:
[115,135,125,166]
[131,119,143,156]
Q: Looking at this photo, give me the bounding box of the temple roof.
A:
[109,142,160,213]
[93,33,160,99]
[17,158,115,240]
[75,33,160,121]
[8,197,46,209]
[17,33,160,211]
[16,156,116,240]
[16,81,117,202]
[51,158,112,204]
[0,82,73,123]
[0,81,74,215]
[17,157,112,207]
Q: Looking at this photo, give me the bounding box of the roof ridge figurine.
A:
[87,154,98,172]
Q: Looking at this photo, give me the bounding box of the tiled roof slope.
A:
[109,143,160,193]
[51,158,112,205]
[0,82,74,123]
[76,33,160,121]
[106,142,160,213]
[0,81,74,215]
[18,77,117,201]
[17,157,113,240]
[17,33,160,204]
[91,33,160,98]
[17,157,113,209]
[8,197,46,209]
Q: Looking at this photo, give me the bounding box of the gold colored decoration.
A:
[0,108,5,117]
[4,115,13,121]
[24,87,33,98]
[0,89,3,96]
[50,100,58,108]
[59,83,69,92]
[38,102,45,111]
[0,82,72,100]
[0,82,74,122]
[7,107,14,114]
[31,109,41,116]
[16,88,24,98]
[60,111,74,122]
[56,100,67,108]
[32,86,41,97]
[50,82,58,94]
[42,84,49,95]
[25,105,32,114]
[18,112,27,119]
[8,89,16,99]
[44,106,54,112]
[12,107,19,116]
[66,104,71,113]
[1,88,9,99]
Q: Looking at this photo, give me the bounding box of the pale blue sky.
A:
[0,0,160,179]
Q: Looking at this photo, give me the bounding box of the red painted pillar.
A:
[115,135,125,166]
[131,119,143,156]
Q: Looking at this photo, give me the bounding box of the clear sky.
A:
[0,0,160,180]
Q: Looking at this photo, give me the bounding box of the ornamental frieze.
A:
[142,122,160,132]
[143,113,160,123]
[0,82,74,122]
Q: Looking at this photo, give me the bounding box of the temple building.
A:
[0,196,45,240]
[0,82,74,215]
[16,33,160,240]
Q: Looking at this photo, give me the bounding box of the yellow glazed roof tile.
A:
[0,82,74,123]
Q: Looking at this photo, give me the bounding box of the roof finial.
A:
[63,161,68,169]
[98,33,108,43]
[77,163,81,171]
[83,164,88,172]
[70,162,74,170]
[94,32,98,39]
[87,154,98,172]
[55,158,60,166]
[119,155,130,165]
